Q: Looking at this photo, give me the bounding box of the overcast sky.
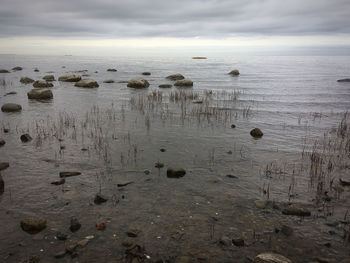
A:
[0,0,349,55]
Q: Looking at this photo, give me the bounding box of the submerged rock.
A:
[20,134,32,142]
[58,74,81,82]
[166,73,184,81]
[142,72,151,75]
[70,217,81,232]
[27,88,53,100]
[253,253,291,263]
[20,218,47,234]
[103,79,115,83]
[107,68,117,72]
[337,78,350,82]
[167,167,186,178]
[43,75,55,81]
[159,84,172,88]
[229,69,240,76]
[12,66,23,71]
[174,79,193,87]
[1,103,22,112]
[20,77,35,84]
[0,138,5,147]
[127,77,150,88]
[0,69,10,73]
[0,162,9,171]
[33,80,53,88]
[250,128,263,138]
[59,171,81,178]
[74,79,99,88]
[94,193,108,204]
[282,204,311,217]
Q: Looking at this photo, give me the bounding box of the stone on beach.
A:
[20,218,47,234]
[1,103,22,112]
[166,73,185,81]
[33,80,53,88]
[58,74,81,82]
[174,79,193,87]
[74,79,99,88]
[127,77,150,88]
[20,77,34,84]
[27,88,53,100]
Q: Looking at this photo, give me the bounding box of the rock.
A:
[117,181,134,187]
[229,69,240,76]
[65,244,77,254]
[20,218,47,234]
[103,79,115,83]
[127,78,150,88]
[155,162,164,168]
[43,75,55,81]
[226,174,238,179]
[74,79,99,88]
[0,139,5,147]
[167,167,186,178]
[160,148,166,152]
[3,128,9,133]
[0,162,9,171]
[118,80,129,83]
[69,217,81,232]
[77,239,89,247]
[59,171,81,178]
[253,253,291,263]
[250,128,263,138]
[166,74,185,81]
[51,178,65,185]
[20,134,32,142]
[339,178,350,186]
[144,169,151,175]
[12,66,23,71]
[174,79,193,87]
[232,238,244,246]
[126,229,140,237]
[0,69,10,73]
[255,200,269,209]
[0,175,4,194]
[219,235,232,246]
[142,72,151,75]
[54,250,66,259]
[175,256,192,263]
[192,57,207,59]
[56,231,68,240]
[20,77,35,84]
[192,99,203,104]
[122,240,135,247]
[281,225,293,236]
[107,68,117,72]
[34,68,39,72]
[27,88,53,100]
[316,258,331,263]
[32,80,53,88]
[159,84,172,88]
[337,78,350,82]
[282,204,311,217]
[94,193,108,204]
[1,103,22,112]
[58,74,81,82]
[197,253,208,260]
[231,124,236,128]
[5,91,17,96]
[96,222,106,230]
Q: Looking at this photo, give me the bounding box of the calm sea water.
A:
[0,54,349,262]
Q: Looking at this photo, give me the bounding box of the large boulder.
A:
[127,78,150,89]
[20,218,47,234]
[174,79,193,87]
[12,66,23,71]
[27,89,53,100]
[337,78,350,82]
[1,103,22,112]
[43,75,55,81]
[166,74,184,81]
[33,80,53,88]
[0,69,10,73]
[74,79,99,88]
[229,69,240,76]
[20,77,34,84]
[253,253,291,263]
[58,74,81,82]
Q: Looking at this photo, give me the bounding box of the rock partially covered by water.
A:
[103,79,115,83]
[70,217,81,232]
[107,68,117,72]
[1,103,22,112]
[159,84,172,88]
[0,162,9,171]
[127,78,150,89]
[0,138,5,147]
[142,72,151,75]
[167,167,186,178]
[74,79,99,88]
[58,74,81,82]
[20,77,35,84]
[174,79,193,87]
[337,78,350,82]
[12,66,23,71]
[166,73,185,81]
[59,171,81,178]
[229,69,240,76]
[0,175,4,194]
[253,253,291,263]
[27,88,53,100]
[20,218,47,234]
[20,134,32,142]
[0,69,10,73]
[33,80,53,88]
[282,204,311,217]
[94,193,108,204]
[43,75,55,81]
[250,128,263,138]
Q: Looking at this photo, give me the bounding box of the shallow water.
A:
[0,54,349,262]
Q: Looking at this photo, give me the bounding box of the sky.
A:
[0,0,350,56]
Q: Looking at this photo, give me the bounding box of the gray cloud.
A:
[0,0,349,38]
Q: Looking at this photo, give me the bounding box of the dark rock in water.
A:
[253,253,291,263]
[12,66,23,71]
[20,134,32,142]
[339,178,350,186]
[159,84,172,88]
[315,257,331,263]
[74,79,99,88]
[59,171,81,178]
[337,78,350,82]
[250,128,263,138]
[142,72,151,75]
[0,175,4,194]
[0,162,9,171]
[34,68,39,72]
[231,124,236,128]
[0,69,10,73]
[226,174,238,179]
[117,181,134,187]
[282,204,311,217]
[33,80,54,88]
[219,235,232,246]
[155,161,164,168]
[192,57,207,59]
[144,169,151,175]
[43,75,55,81]
[126,229,140,237]
[117,80,129,83]
[56,231,68,240]
[96,221,106,230]
[94,193,108,204]
[54,250,66,259]
[167,167,186,178]
[174,79,193,87]
[166,73,184,81]
[58,74,81,82]
[20,218,47,234]
[229,69,240,76]
[51,178,65,185]
[3,128,9,133]
[1,103,22,112]
[70,217,81,232]
[20,77,35,84]
[0,138,5,147]
[281,225,293,236]
[232,238,244,247]
[27,88,53,100]
[160,148,166,152]
[107,68,117,72]
[103,79,115,83]
[127,77,150,88]
[5,91,17,96]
